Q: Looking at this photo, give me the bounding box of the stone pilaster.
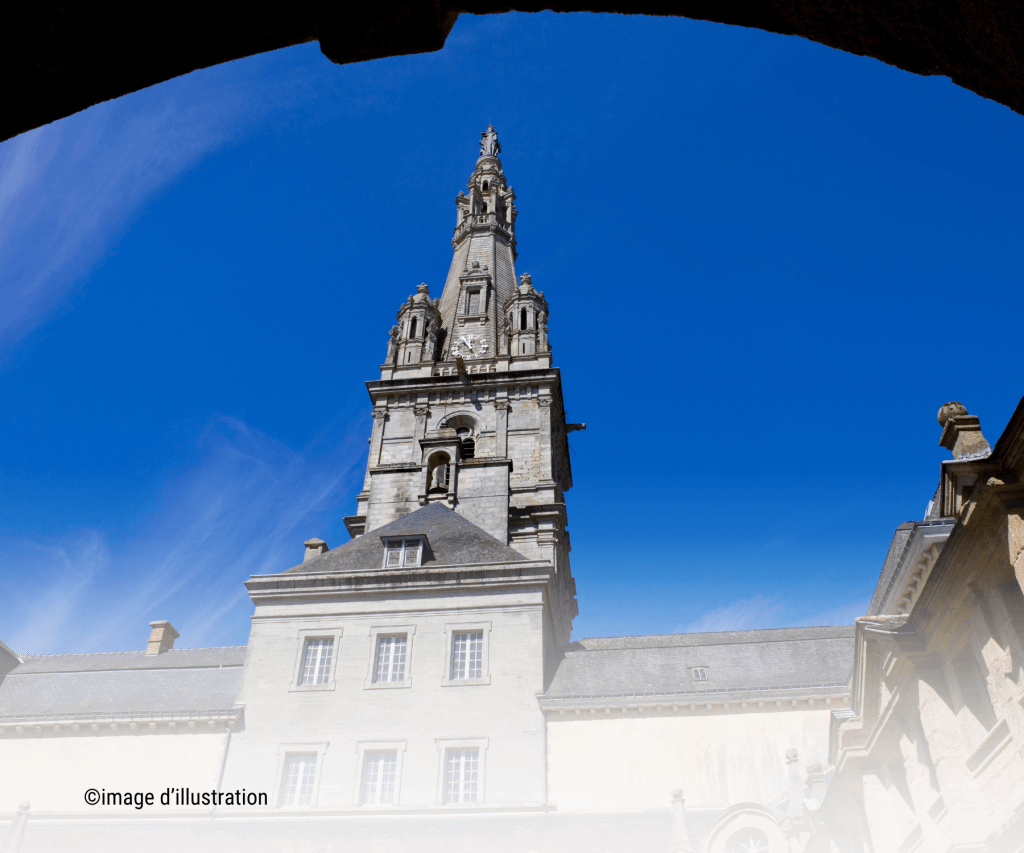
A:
[494,399,509,458]
[368,408,388,472]
[413,404,430,460]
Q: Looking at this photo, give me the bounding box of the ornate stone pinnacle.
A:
[937,401,968,427]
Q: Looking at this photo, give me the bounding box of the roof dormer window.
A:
[381,537,424,568]
[692,667,709,682]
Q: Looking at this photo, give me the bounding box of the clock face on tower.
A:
[451,334,489,359]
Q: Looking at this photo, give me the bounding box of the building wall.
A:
[223,587,549,810]
[0,731,226,813]
[547,707,832,811]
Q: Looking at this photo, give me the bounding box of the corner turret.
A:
[383,283,443,373]
[503,273,551,366]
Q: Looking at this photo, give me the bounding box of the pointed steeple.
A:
[435,126,519,363]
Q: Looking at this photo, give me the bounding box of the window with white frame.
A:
[374,635,408,682]
[444,748,480,804]
[692,667,709,682]
[450,631,484,680]
[383,538,422,568]
[279,754,317,807]
[360,751,398,805]
[298,638,333,686]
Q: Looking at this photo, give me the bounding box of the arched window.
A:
[482,181,489,192]
[409,317,417,339]
[727,828,770,853]
[520,308,528,330]
[427,453,450,493]
[456,427,475,459]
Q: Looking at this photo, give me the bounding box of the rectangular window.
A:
[466,290,480,314]
[298,638,333,686]
[450,631,484,680]
[444,748,480,804]
[374,635,408,683]
[692,667,708,681]
[360,751,398,805]
[280,754,317,807]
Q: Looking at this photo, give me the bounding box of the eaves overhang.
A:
[870,519,954,617]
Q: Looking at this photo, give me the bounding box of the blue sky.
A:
[1,13,1022,655]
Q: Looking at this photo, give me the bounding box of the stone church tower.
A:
[344,125,579,647]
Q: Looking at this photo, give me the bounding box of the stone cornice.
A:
[246,560,555,602]
[0,706,243,737]
[540,685,850,716]
[366,366,562,395]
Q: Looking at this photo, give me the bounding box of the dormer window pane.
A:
[383,538,422,568]
[692,667,708,682]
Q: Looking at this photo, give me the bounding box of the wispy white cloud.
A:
[0,415,365,654]
[678,593,867,634]
[0,532,110,655]
[680,594,786,633]
[0,46,329,356]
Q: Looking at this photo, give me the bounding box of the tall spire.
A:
[435,126,519,363]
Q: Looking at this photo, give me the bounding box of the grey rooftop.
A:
[0,647,245,720]
[545,626,854,700]
[284,503,530,574]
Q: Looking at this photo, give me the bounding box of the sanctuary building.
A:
[2,129,1023,853]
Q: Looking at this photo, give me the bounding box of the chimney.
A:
[938,402,991,459]
[146,620,180,655]
[304,538,329,562]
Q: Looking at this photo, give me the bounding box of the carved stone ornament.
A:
[494,400,511,411]
[371,409,388,421]
[413,405,430,417]
[386,325,400,360]
[537,397,553,408]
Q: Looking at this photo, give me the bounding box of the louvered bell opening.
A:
[455,427,475,459]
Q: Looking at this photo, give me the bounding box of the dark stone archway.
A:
[4,0,1024,143]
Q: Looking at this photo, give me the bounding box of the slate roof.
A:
[283,503,529,574]
[0,647,245,719]
[544,626,854,700]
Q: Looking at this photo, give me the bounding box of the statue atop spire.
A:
[479,125,501,158]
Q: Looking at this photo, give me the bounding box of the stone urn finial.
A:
[937,401,968,427]
[937,401,990,458]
